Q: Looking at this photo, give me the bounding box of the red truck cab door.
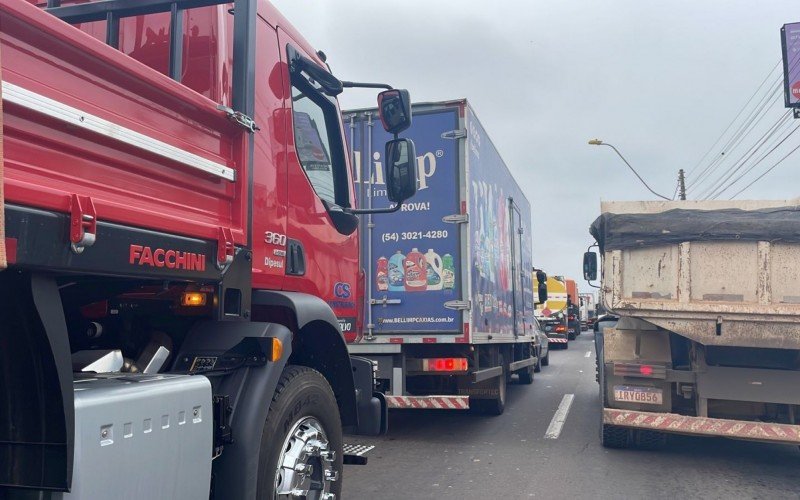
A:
[276,28,360,336]
[250,15,289,292]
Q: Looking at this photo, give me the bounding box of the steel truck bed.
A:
[592,200,800,349]
[1,0,248,277]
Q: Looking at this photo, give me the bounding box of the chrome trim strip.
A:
[2,81,235,181]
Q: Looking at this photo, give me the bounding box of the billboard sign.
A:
[782,22,800,108]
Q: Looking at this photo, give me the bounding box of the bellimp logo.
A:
[352,150,437,190]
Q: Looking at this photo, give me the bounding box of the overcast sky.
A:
[273,0,800,292]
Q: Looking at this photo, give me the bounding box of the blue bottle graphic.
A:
[388,251,405,291]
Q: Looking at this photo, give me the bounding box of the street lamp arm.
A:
[603,143,671,201]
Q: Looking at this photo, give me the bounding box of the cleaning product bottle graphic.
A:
[404,248,428,292]
[388,251,405,291]
[442,253,456,289]
[376,256,389,291]
[424,249,443,291]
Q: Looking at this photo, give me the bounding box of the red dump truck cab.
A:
[1,1,418,497]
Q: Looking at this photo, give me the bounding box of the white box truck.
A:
[344,99,545,415]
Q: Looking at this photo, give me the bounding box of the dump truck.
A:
[1,0,419,497]
[343,99,544,415]
[535,274,571,346]
[586,200,800,448]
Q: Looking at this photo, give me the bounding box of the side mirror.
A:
[535,270,547,284]
[537,282,548,305]
[583,251,598,281]
[385,138,417,203]
[377,89,412,134]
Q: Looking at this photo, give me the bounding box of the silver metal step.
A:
[342,443,375,465]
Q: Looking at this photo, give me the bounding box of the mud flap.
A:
[349,355,388,436]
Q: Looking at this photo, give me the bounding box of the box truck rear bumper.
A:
[604,408,800,445]
[385,395,469,410]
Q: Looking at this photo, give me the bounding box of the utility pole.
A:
[678,169,687,200]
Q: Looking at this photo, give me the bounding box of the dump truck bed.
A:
[591,199,800,349]
[1,0,248,276]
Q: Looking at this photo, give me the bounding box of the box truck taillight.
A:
[422,358,468,372]
[613,362,666,379]
[554,324,567,333]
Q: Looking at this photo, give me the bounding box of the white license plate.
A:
[613,385,663,405]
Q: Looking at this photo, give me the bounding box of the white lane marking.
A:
[544,394,575,439]
[585,351,592,358]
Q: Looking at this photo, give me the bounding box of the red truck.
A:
[1,0,417,497]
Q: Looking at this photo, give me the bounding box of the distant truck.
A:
[586,200,800,449]
[344,99,543,415]
[535,275,571,345]
[564,278,581,337]
[579,293,595,330]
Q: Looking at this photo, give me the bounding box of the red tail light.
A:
[422,358,468,372]
[555,325,567,333]
[568,315,575,321]
[613,362,666,379]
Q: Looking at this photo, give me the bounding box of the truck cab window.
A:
[290,77,349,208]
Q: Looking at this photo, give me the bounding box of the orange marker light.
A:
[270,338,284,362]
[181,292,207,307]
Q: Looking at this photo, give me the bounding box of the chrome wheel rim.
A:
[274,416,337,499]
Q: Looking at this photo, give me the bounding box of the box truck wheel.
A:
[520,362,535,383]
[484,373,507,415]
[257,365,343,499]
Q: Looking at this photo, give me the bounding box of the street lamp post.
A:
[587,139,672,201]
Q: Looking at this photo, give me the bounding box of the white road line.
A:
[544,394,575,439]
[585,351,592,358]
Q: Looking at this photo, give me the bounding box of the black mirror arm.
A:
[346,204,402,215]
[341,81,393,90]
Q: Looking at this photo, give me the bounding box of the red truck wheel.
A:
[257,365,343,499]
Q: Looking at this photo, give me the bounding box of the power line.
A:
[690,49,800,195]
[688,77,783,193]
[719,120,800,198]
[692,82,783,198]
[703,110,792,199]
[729,127,800,199]
[686,59,781,178]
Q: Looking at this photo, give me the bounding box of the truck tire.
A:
[471,371,507,415]
[568,331,576,341]
[486,373,507,415]
[600,369,631,449]
[633,429,667,449]
[257,365,343,499]
[520,362,535,383]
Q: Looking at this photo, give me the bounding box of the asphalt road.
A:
[343,334,800,499]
